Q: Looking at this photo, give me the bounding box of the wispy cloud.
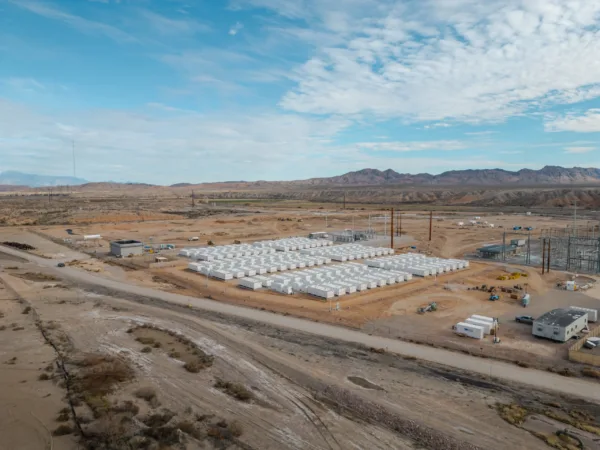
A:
[3,77,45,92]
[564,146,595,154]
[499,150,522,155]
[232,0,600,123]
[229,21,244,36]
[466,131,498,136]
[12,1,136,43]
[138,9,210,35]
[545,110,600,133]
[357,140,466,152]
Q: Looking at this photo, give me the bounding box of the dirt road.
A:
[2,244,600,403]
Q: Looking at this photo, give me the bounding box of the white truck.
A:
[188,237,199,242]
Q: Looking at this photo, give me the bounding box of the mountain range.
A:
[290,166,600,186]
[3,166,600,189]
[0,171,87,187]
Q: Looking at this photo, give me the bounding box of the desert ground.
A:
[1,193,600,449]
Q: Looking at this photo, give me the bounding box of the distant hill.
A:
[291,166,600,186]
[0,171,87,187]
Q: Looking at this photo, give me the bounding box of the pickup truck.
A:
[515,315,534,324]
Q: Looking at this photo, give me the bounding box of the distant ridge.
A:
[0,171,87,187]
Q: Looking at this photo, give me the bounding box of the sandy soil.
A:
[3,257,593,449]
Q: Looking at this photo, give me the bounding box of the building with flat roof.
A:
[477,244,519,260]
[533,308,588,342]
[110,239,144,257]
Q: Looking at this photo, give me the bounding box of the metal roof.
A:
[534,308,587,327]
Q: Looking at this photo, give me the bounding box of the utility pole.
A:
[547,239,551,273]
[542,238,546,275]
[390,208,394,249]
[72,140,77,179]
[573,200,578,238]
[429,211,433,241]
[399,212,402,237]
[343,193,346,210]
[191,190,195,208]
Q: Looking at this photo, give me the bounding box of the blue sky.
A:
[1,0,600,184]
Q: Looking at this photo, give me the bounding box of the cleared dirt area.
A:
[2,257,599,450]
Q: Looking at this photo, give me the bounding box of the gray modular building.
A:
[110,240,144,257]
[532,308,588,342]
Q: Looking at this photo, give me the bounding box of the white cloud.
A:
[499,150,522,155]
[466,131,498,136]
[0,99,350,183]
[3,77,45,93]
[138,9,210,35]
[11,1,136,43]
[231,0,600,123]
[357,140,466,152]
[564,146,595,154]
[545,110,600,133]
[229,22,244,36]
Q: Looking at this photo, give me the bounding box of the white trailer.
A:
[570,306,598,322]
[465,318,492,334]
[470,314,494,324]
[455,322,484,339]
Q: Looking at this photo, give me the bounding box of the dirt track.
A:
[2,244,600,404]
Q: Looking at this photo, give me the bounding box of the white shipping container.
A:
[470,314,494,323]
[465,318,492,334]
[569,306,598,322]
[455,322,484,339]
[238,278,262,290]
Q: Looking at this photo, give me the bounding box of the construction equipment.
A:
[417,302,438,314]
[489,294,499,301]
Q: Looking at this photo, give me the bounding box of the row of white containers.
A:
[299,244,394,262]
[238,262,413,297]
[188,252,333,280]
[179,237,334,261]
[455,315,496,339]
[179,244,276,261]
[366,253,469,277]
[252,237,333,252]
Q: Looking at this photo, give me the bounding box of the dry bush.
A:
[71,354,134,398]
[184,362,201,373]
[581,367,600,379]
[152,342,161,348]
[497,404,528,425]
[22,306,31,314]
[38,373,51,381]
[142,426,180,446]
[0,326,6,331]
[111,400,139,415]
[176,420,203,440]
[229,420,243,437]
[141,347,152,353]
[52,424,73,436]
[168,351,181,358]
[135,337,155,345]
[12,326,24,331]
[134,387,157,402]
[214,379,254,402]
[56,410,70,422]
[142,410,175,428]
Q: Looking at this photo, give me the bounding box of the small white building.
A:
[532,308,588,342]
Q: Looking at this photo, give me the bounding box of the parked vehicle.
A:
[57,262,65,268]
[188,237,199,241]
[515,315,534,324]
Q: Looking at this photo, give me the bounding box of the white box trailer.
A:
[212,270,233,281]
[570,306,598,322]
[470,314,494,323]
[455,322,484,339]
[465,318,492,334]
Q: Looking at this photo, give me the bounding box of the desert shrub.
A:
[112,400,139,415]
[56,410,70,422]
[168,351,181,358]
[134,387,157,401]
[22,306,31,314]
[214,379,254,402]
[12,327,24,331]
[39,373,51,381]
[229,420,243,437]
[516,361,529,368]
[71,355,134,398]
[184,362,201,373]
[136,337,155,345]
[142,410,175,428]
[141,347,152,353]
[52,424,73,436]
[152,342,161,348]
[497,403,528,425]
